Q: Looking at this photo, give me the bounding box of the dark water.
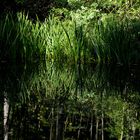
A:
[1,62,140,140]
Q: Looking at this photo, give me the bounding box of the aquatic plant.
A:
[0,10,140,64]
[0,13,50,62]
[89,16,140,64]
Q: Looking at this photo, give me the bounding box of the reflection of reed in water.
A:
[1,63,140,140]
[4,92,9,140]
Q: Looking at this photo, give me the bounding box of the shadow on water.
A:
[0,62,140,140]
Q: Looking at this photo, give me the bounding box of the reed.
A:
[0,13,47,62]
[0,12,140,64]
[89,16,140,64]
[0,14,18,61]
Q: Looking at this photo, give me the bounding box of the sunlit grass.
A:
[0,12,140,64]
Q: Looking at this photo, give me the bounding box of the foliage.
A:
[1,0,140,139]
[1,11,140,64]
[1,0,140,64]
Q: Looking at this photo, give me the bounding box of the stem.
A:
[77,113,82,140]
[50,108,54,140]
[95,115,99,140]
[90,113,93,140]
[56,105,64,140]
[101,111,104,140]
[4,92,9,140]
[119,106,124,140]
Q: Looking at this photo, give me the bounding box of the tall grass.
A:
[43,17,89,63]
[0,12,140,64]
[0,13,86,63]
[0,14,18,61]
[0,13,47,62]
[89,16,140,64]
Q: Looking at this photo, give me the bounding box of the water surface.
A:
[1,62,140,140]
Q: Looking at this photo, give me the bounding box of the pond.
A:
[1,62,140,140]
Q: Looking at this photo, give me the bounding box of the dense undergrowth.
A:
[0,0,140,64]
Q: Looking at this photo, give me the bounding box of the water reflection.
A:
[1,62,140,140]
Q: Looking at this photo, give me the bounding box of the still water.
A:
[1,62,140,140]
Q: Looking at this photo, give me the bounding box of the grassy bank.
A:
[0,1,140,64]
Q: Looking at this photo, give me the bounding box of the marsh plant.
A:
[0,13,43,62]
[85,15,140,64]
[0,9,140,64]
